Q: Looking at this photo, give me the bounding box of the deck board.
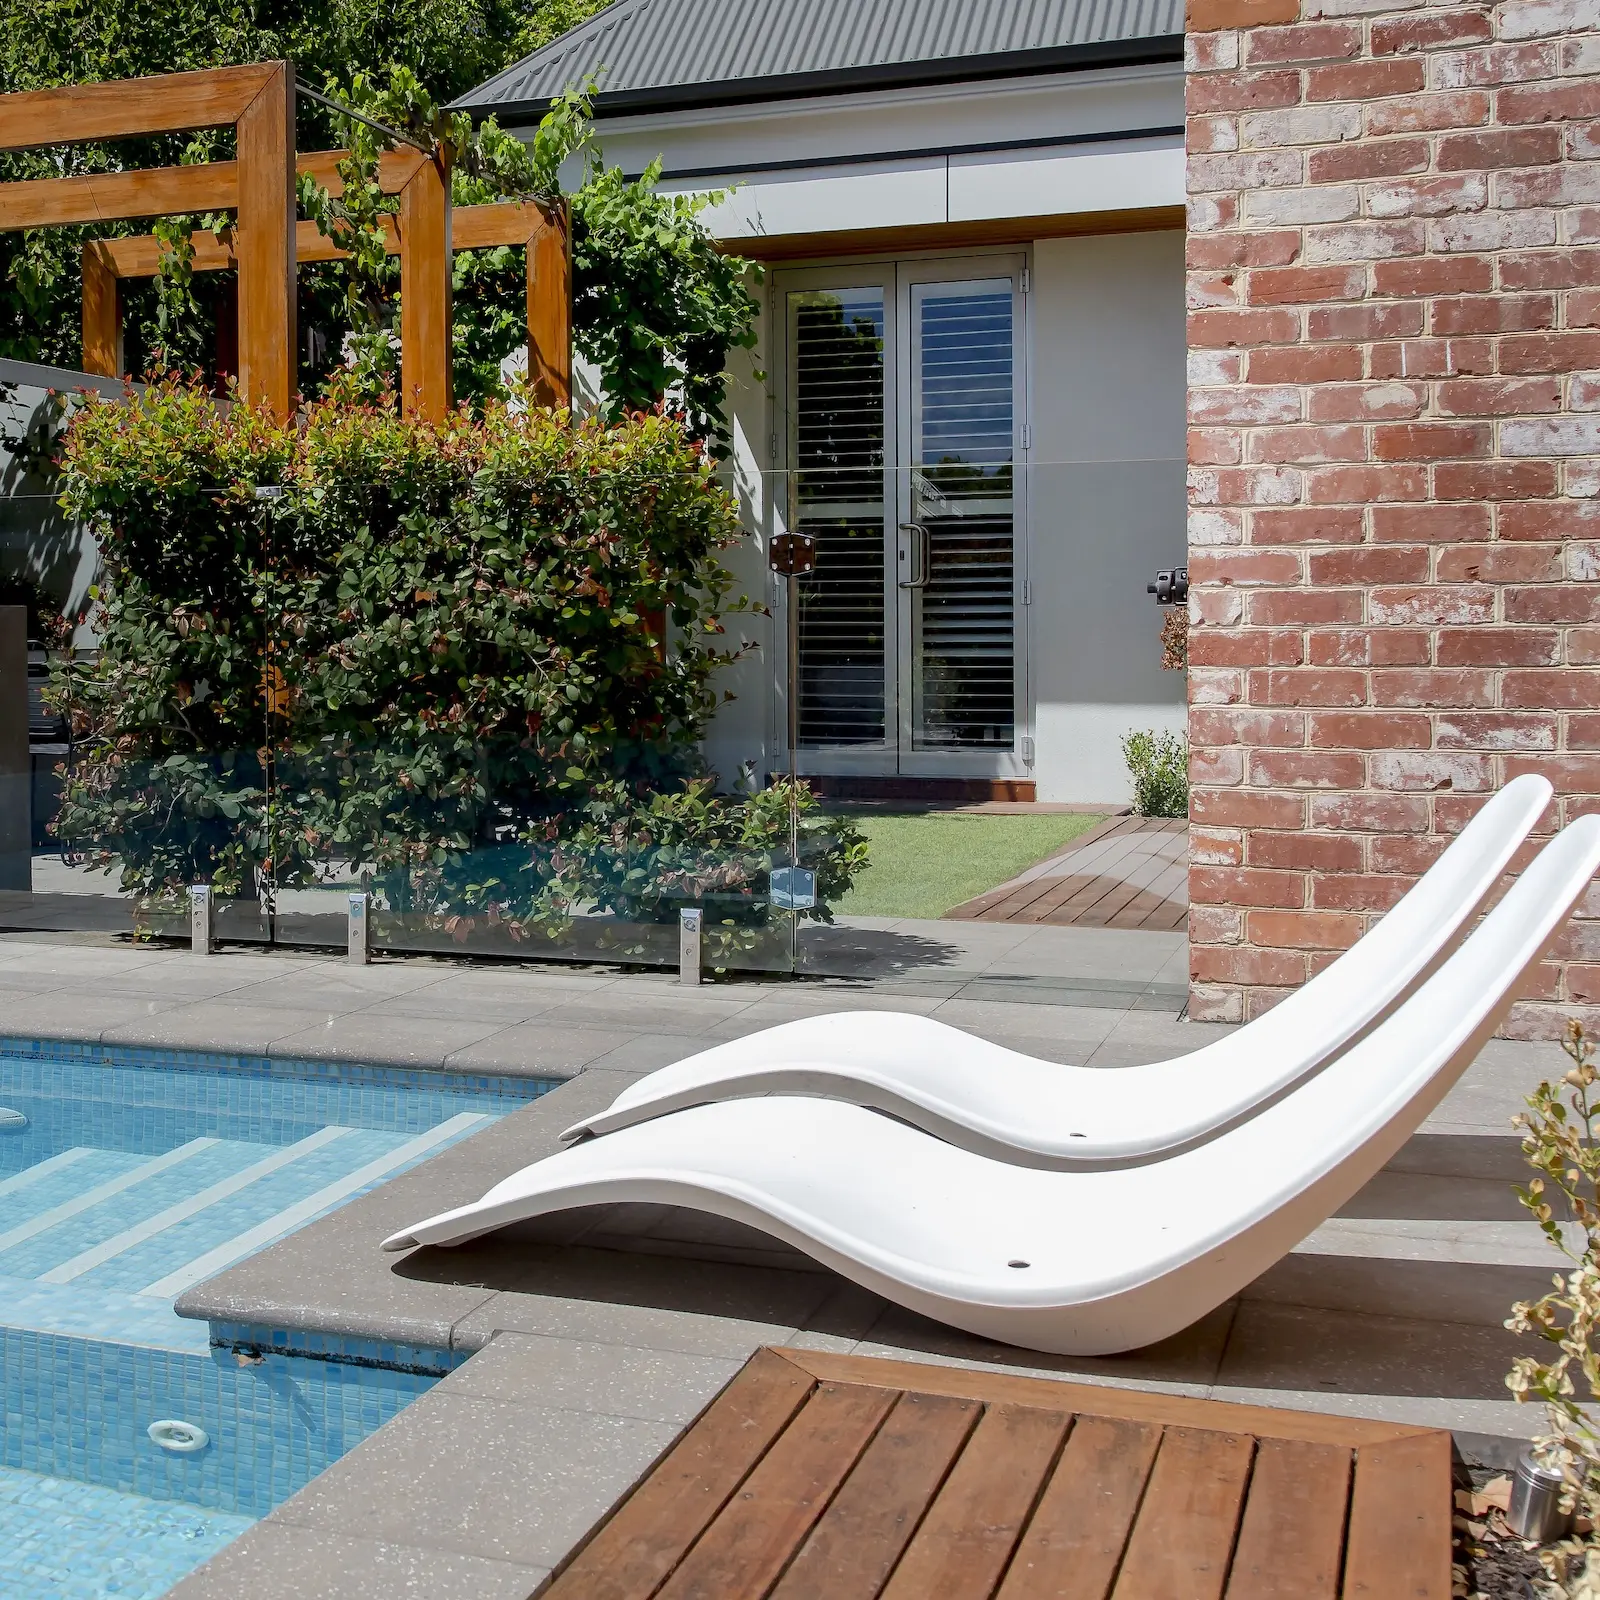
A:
[947,814,1188,929]
[541,1347,1452,1600]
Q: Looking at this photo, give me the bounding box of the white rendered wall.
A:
[1027,231,1187,805]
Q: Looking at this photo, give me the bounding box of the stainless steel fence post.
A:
[679,906,703,986]
[189,885,213,955]
[347,892,371,965]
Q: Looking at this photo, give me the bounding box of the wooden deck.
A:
[541,1346,1451,1600]
[947,814,1189,931]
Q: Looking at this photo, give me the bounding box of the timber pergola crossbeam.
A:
[89,176,572,413]
[0,63,297,419]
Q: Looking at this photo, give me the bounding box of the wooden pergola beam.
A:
[233,62,296,419]
[81,240,121,379]
[97,196,573,413]
[397,151,452,421]
[2,164,240,230]
[0,64,278,152]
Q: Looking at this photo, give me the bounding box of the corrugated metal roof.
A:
[455,0,1183,119]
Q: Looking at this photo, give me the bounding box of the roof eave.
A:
[451,34,1185,125]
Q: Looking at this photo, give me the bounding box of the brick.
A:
[1189,270,1241,309]
[1311,874,1412,912]
[1572,291,1600,328]
[1435,461,1559,500]
[1501,249,1600,290]
[1189,865,1308,908]
[1188,231,1303,269]
[1188,115,1241,155]
[1304,219,1425,263]
[1191,745,1246,786]
[1365,174,1488,218]
[1310,711,1432,749]
[1247,345,1364,384]
[1434,42,1560,88]
[1429,211,1559,253]
[1248,749,1368,788]
[1506,587,1600,623]
[1310,628,1431,666]
[1246,265,1367,304]
[1370,835,1446,875]
[1245,22,1362,65]
[1188,986,1245,1025]
[1505,755,1600,793]
[1371,422,1492,460]
[1308,546,1430,584]
[1188,71,1306,112]
[1504,670,1600,709]
[1191,151,1306,191]
[1189,0,1301,31]
[1435,127,1564,170]
[1437,712,1559,750]
[1247,908,1365,950]
[1190,507,1246,544]
[1306,465,1428,502]
[1365,91,1491,135]
[1248,667,1369,706]
[1191,707,1307,745]
[1371,503,1492,542]
[1189,629,1304,667]
[1243,187,1366,228]
[1431,295,1554,334]
[1190,665,1245,705]
[1368,584,1496,624]
[1502,417,1600,457]
[1190,465,1303,505]
[1435,543,1562,583]
[1372,9,1494,53]
[1371,668,1496,707]
[1187,30,1240,70]
[1306,59,1426,100]
[1371,255,1493,296]
[1497,165,1600,209]
[1499,81,1600,124]
[1247,835,1366,873]
[1501,0,1600,42]
[1188,307,1303,347]
[1191,788,1307,828]
[1565,714,1600,748]
[1437,627,1560,665]
[1370,750,1494,790]
[1308,138,1428,183]
[1190,548,1305,586]
[1242,105,1362,146]
[1249,425,1368,464]
[1306,302,1425,341]
[1253,506,1367,544]
[1191,943,1310,985]
[1500,501,1600,540]
[1569,628,1600,664]
[1309,792,1432,831]
[1307,381,1426,421]
[1369,337,1496,377]
[1437,377,1562,416]
[1190,429,1244,466]
[1246,587,1365,624]
[1189,386,1302,424]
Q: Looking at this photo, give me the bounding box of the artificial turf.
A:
[832,810,1107,920]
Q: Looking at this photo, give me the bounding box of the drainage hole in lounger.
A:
[1008,1260,1031,1269]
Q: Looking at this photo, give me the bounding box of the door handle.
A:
[898,522,929,589]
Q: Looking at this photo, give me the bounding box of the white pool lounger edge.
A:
[383,814,1600,1357]
[559,775,1553,1167]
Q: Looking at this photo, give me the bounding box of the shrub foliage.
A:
[52,378,864,933]
[1121,729,1189,820]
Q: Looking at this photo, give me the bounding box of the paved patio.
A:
[0,927,1568,1596]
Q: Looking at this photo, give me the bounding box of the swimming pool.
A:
[0,1040,549,1599]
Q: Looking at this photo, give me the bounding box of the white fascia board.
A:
[577,62,1183,182]
[683,158,948,239]
[948,135,1184,222]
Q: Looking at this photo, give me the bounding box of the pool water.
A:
[0,1044,547,1599]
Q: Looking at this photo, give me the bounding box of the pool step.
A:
[0,1114,489,1299]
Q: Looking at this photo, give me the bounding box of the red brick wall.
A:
[1185,0,1600,1036]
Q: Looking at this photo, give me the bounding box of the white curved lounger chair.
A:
[561,775,1552,1166]
[386,814,1600,1357]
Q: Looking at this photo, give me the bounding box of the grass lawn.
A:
[832,811,1108,920]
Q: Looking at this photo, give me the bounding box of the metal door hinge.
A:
[1020,422,1031,452]
[1020,266,1030,295]
[1022,579,1032,605]
[1021,735,1035,766]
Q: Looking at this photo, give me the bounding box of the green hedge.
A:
[53,378,865,932]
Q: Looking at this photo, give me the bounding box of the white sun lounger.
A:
[560,775,1552,1166]
[385,813,1600,1356]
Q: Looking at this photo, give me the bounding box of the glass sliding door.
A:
[786,281,892,763]
[777,254,1026,779]
[899,271,1020,767]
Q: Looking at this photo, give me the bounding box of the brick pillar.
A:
[1186,0,1600,1036]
